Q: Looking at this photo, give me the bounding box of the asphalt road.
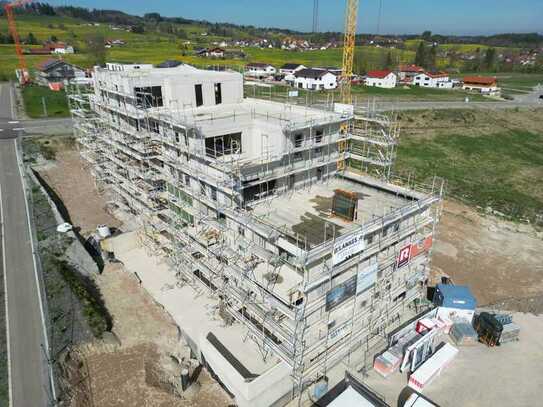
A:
[0,83,51,406]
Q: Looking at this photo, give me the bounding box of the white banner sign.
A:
[288,90,299,97]
[333,231,365,265]
[356,263,378,295]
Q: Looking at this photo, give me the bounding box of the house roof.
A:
[294,68,331,79]
[425,71,449,78]
[399,64,424,73]
[366,69,393,79]
[157,60,183,68]
[246,62,273,68]
[463,76,497,86]
[37,58,65,72]
[44,41,68,50]
[281,63,304,70]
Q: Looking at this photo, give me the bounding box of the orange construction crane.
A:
[4,0,33,84]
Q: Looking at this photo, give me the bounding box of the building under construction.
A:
[68,63,443,406]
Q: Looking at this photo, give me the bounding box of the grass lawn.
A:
[22,85,70,118]
[245,82,493,103]
[388,109,543,222]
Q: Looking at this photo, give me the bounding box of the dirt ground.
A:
[60,264,231,407]
[431,200,543,310]
[38,147,121,236]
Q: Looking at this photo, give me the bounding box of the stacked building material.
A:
[373,350,402,378]
[499,322,520,344]
[449,322,478,346]
[408,343,458,392]
[493,313,513,326]
[474,312,503,346]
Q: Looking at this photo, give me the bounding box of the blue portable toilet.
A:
[434,284,477,323]
[434,284,476,309]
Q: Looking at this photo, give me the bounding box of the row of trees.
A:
[0,32,40,45]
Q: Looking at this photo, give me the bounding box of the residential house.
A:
[194,48,208,57]
[279,63,306,76]
[25,41,75,55]
[318,67,343,77]
[397,64,424,84]
[413,72,453,88]
[280,63,307,84]
[293,68,338,90]
[463,76,500,95]
[365,70,397,88]
[245,63,276,79]
[35,59,86,85]
[44,41,75,54]
[208,48,225,58]
[224,49,246,60]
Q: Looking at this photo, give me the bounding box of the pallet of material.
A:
[374,350,401,378]
[408,343,458,392]
[449,322,478,346]
[500,323,520,344]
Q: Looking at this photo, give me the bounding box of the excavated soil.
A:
[431,200,543,311]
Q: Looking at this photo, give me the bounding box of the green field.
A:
[389,109,543,222]
[22,85,70,118]
[246,82,493,103]
[0,15,450,78]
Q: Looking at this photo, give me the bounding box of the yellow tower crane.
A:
[340,0,359,105]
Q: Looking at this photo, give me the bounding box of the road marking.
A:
[7,121,18,125]
[13,139,57,402]
[0,174,14,407]
[12,128,25,132]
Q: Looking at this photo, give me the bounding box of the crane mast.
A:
[4,0,32,84]
[340,0,359,105]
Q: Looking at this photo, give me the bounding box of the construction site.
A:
[66,55,444,406]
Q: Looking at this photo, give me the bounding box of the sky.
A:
[48,0,543,35]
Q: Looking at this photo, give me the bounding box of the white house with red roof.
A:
[463,76,500,95]
[398,64,424,84]
[413,71,453,88]
[364,70,397,88]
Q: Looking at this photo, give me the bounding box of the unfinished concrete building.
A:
[68,63,444,407]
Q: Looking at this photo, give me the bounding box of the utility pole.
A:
[312,0,319,33]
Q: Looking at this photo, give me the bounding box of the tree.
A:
[144,12,162,22]
[422,31,432,41]
[50,35,58,42]
[484,48,497,71]
[26,32,38,45]
[415,41,427,67]
[429,45,437,70]
[87,33,107,66]
[131,24,145,34]
[385,51,394,69]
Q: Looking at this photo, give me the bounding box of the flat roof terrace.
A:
[153,98,346,134]
[250,172,418,248]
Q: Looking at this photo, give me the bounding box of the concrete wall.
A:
[199,334,292,407]
[93,65,243,110]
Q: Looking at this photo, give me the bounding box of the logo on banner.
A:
[397,244,412,268]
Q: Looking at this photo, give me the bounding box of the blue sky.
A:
[49,0,542,35]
